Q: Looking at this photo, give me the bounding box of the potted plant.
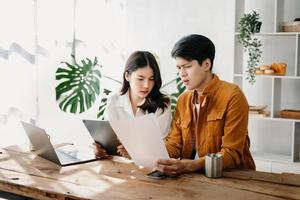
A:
[238,10,262,84]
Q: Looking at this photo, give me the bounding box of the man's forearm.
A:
[182,157,205,173]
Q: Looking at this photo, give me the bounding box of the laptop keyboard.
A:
[56,150,81,164]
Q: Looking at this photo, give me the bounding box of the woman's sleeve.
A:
[156,104,172,138]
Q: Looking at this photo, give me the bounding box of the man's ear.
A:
[202,58,212,72]
[125,71,130,81]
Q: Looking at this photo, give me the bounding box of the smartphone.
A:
[146,170,167,179]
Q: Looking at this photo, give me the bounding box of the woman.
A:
[93,51,172,159]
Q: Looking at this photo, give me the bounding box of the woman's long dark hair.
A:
[120,51,169,113]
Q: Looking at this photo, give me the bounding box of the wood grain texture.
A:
[0,146,299,200]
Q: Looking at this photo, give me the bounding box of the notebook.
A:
[82,119,119,155]
[21,121,96,166]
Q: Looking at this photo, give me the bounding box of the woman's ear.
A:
[125,71,130,82]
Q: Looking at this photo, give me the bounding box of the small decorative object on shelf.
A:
[255,63,287,76]
[249,105,270,117]
[279,109,300,120]
[238,10,262,84]
[283,18,300,32]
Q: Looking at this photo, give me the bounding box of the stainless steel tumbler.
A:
[205,153,223,178]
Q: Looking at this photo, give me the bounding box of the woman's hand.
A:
[92,142,110,159]
[117,145,131,159]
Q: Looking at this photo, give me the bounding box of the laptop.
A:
[21,121,96,166]
[82,119,119,155]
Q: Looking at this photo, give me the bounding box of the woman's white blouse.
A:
[104,91,172,138]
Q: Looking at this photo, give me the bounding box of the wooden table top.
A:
[0,145,299,200]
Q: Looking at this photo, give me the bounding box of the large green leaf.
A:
[55,55,101,114]
[169,72,186,114]
[97,88,112,119]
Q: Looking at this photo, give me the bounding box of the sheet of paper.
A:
[109,113,169,168]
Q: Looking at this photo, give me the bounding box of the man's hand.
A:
[155,159,201,176]
[92,142,110,159]
[117,145,131,159]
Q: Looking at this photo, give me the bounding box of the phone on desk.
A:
[146,170,167,179]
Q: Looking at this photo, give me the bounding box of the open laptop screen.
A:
[21,121,96,166]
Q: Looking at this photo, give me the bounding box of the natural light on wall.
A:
[0,0,37,147]
[75,0,127,87]
[0,0,235,149]
[36,0,127,147]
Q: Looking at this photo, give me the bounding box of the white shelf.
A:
[234,0,300,174]
[234,73,300,79]
[249,115,300,123]
[251,151,292,163]
[235,32,300,36]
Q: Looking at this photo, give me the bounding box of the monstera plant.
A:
[55,55,101,114]
[55,54,186,118]
[168,72,186,113]
[97,88,112,119]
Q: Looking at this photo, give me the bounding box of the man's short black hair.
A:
[171,34,215,71]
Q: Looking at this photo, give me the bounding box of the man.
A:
[155,34,255,176]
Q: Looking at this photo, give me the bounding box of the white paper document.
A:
[109,113,169,168]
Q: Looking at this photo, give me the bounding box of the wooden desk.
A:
[0,146,299,200]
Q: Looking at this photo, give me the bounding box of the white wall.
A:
[0,0,235,148]
[122,0,235,83]
[0,0,37,147]
[37,0,235,148]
